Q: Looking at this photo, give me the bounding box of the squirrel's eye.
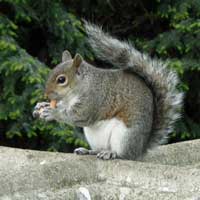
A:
[56,75,68,85]
[57,76,65,83]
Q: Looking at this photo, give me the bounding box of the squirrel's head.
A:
[45,50,83,101]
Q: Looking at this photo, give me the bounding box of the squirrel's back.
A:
[82,63,153,124]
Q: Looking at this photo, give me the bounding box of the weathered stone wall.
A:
[0,140,200,200]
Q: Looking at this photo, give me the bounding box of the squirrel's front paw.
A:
[33,102,54,121]
[33,102,50,118]
[39,106,54,121]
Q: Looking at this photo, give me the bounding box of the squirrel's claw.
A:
[39,106,54,121]
[97,150,117,160]
[33,102,54,121]
[32,110,39,118]
[34,102,50,111]
[74,147,89,155]
[33,102,53,121]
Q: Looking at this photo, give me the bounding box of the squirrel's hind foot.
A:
[74,148,117,160]
[74,148,112,157]
[97,150,117,160]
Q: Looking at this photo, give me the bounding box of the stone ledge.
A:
[0,139,200,200]
[141,139,200,166]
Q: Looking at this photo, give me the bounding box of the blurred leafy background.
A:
[0,0,199,152]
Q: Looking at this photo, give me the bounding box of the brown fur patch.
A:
[104,106,129,126]
[116,110,129,126]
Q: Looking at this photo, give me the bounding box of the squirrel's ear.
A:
[62,50,72,62]
[72,53,83,69]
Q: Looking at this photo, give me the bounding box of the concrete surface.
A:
[0,139,200,200]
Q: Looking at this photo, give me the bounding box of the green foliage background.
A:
[0,0,199,151]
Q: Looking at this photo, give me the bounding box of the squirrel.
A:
[33,22,183,160]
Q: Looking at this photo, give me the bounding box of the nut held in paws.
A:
[50,100,57,108]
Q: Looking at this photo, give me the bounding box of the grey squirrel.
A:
[33,22,183,160]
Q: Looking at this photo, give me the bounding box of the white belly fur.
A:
[83,118,128,154]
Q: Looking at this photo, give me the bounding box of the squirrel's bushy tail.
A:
[85,22,183,147]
